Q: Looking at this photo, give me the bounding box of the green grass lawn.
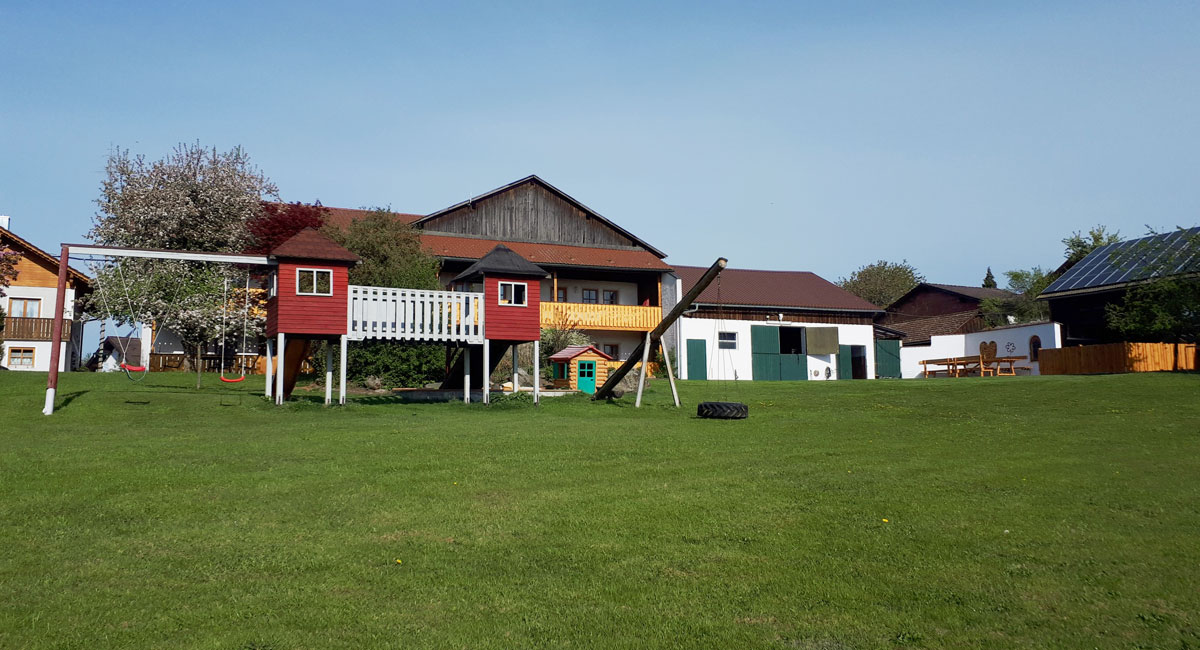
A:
[1,370,1198,649]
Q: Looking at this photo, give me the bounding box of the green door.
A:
[875,339,901,378]
[779,354,808,380]
[837,345,853,380]
[577,360,596,394]
[686,339,707,380]
[751,325,780,354]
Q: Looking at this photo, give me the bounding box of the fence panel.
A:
[1040,342,1196,375]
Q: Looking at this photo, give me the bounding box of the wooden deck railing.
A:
[2,317,72,341]
[348,286,485,343]
[1039,342,1198,375]
[541,302,661,331]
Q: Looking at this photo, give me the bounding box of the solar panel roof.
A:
[1042,227,1200,296]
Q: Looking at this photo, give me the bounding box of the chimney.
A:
[0,215,9,231]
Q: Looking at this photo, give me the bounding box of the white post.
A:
[635,331,652,408]
[140,323,152,367]
[325,341,333,406]
[483,339,490,405]
[512,343,519,393]
[339,335,347,405]
[533,339,540,405]
[275,332,285,405]
[661,341,680,408]
[264,339,274,399]
[463,346,472,404]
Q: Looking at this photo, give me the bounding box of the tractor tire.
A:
[697,401,749,420]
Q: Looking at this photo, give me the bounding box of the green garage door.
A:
[875,339,901,378]
[838,345,853,380]
[751,326,781,381]
[686,339,707,380]
[779,354,807,380]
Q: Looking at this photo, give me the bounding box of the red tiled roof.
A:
[270,228,360,262]
[321,206,423,229]
[674,265,881,312]
[422,234,671,271]
[925,283,1016,301]
[887,310,982,345]
[548,344,613,362]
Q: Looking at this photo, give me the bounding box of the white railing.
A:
[348,286,485,344]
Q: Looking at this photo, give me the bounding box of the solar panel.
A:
[1042,227,1200,295]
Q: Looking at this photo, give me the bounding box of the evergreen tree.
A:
[982,267,997,288]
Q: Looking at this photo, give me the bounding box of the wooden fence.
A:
[149,353,314,375]
[1039,342,1198,375]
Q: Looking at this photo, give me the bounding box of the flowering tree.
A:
[86,143,277,379]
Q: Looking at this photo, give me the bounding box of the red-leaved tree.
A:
[246,201,330,254]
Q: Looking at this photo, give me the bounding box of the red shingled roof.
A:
[548,344,613,362]
[886,310,983,345]
[422,234,671,271]
[675,265,880,312]
[270,228,360,262]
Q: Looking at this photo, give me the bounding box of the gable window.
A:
[718,331,737,350]
[9,298,41,318]
[296,269,333,296]
[7,347,34,368]
[498,281,527,306]
[556,287,566,303]
[603,290,619,305]
[582,289,598,304]
[603,344,619,359]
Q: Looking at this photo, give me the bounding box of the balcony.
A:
[540,302,661,332]
[2,317,72,341]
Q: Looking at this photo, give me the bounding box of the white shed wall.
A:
[677,317,876,381]
[900,322,1063,378]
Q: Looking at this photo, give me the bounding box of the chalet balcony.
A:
[540,302,661,332]
[2,317,72,341]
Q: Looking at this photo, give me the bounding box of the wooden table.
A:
[921,356,982,377]
[989,355,1028,376]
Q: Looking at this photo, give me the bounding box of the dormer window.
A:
[498,281,527,306]
[297,268,333,296]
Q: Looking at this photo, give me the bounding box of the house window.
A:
[718,332,737,350]
[582,289,598,304]
[267,272,278,298]
[556,287,566,302]
[1029,335,1042,362]
[498,282,527,306]
[296,269,333,296]
[603,290,619,305]
[7,347,34,368]
[603,344,619,359]
[9,298,40,318]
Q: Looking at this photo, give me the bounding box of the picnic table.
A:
[920,355,1029,377]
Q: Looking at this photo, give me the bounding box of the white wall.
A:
[900,322,1063,378]
[677,317,876,381]
[540,280,641,305]
[3,286,82,372]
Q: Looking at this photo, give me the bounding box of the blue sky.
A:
[2,1,1197,286]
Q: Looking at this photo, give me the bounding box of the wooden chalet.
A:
[0,216,90,371]
[321,175,673,364]
[880,283,1016,345]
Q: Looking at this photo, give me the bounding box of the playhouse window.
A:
[603,290,619,305]
[718,331,737,350]
[498,282,527,306]
[296,269,333,296]
[9,298,41,318]
[7,347,34,367]
[582,289,598,304]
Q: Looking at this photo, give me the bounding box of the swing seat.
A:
[120,363,147,372]
[219,375,246,384]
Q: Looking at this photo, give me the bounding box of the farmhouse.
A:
[670,266,886,381]
[0,216,90,372]
[323,175,673,367]
[880,282,1016,345]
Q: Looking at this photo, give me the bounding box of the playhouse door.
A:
[577,361,596,394]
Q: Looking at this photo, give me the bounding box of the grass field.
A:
[1,370,1198,649]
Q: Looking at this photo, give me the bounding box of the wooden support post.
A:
[264,339,274,399]
[325,342,333,406]
[338,335,347,405]
[661,340,680,408]
[42,245,71,415]
[463,345,472,404]
[533,340,540,405]
[275,332,285,405]
[635,330,652,408]
[483,339,490,405]
[512,343,519,393]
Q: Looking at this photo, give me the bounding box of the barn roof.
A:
[269,228,360,263]
[425,233,670,271]
[548,344,613,362]
[674,265,880,312]
[886,310,982,345]
[452,244,549,282]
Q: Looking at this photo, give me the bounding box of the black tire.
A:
[697,401,748,420]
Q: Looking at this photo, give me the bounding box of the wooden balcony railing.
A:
[2,317,72,341]
[540,302,661,332]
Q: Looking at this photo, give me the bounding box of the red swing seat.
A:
[219,375,246,383]
[120,363,147,372]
